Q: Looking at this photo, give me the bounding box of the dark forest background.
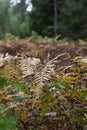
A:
[0,0,87,40]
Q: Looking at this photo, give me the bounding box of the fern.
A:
[3,61,22,82]
[0,53,5,67]
[31,53,68,102]
[32,60,55,99]
[0,53,16,68]
[20,57,40,77]
[63,56,87,89]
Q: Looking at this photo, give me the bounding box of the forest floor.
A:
[1,38,87,62]
[0,38,87,130]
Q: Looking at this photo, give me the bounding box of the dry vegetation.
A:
[0,38,87,130]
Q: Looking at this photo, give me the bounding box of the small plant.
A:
[78,39,87,45]
[0,104,18,130]
[5,33,19,41]
[30,31,43,40]
[0,75,8,89]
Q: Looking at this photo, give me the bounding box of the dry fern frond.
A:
[3,61,22,82]
[4,53,14,61]
[0,53,5,67]
[73,56,87,66]
[0,53,15,67]
[31,63,55,107]
[20,57,40,77]
[49,53,70,63]
[32,62,55,98]
[31,53,69,102]
[62,56,87,88]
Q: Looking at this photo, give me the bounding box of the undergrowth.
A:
[0,51,87,130]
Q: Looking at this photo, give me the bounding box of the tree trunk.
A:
[20,0,26,22]
[54,0,57,37]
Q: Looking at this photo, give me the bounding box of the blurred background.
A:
[0,0,87,40]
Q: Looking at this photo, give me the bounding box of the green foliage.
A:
[29,0,54,37]
[41,87,50,118]
[19,22,29,37]
[41,103,48,119]
[13,81,30,94]
[30,31,43,40]
[40,86,56,121]
[5,33,19,41]
[13,81,26,90]
[51,80,69,89]
[0,103,6,111]
[0,0,87,39]
[29,0,87,39]
[78,39,87,45]
[58,0,87,39]
[0,0,10,39]
[0,106,18,130]
[13,95,28,102]
[0,75,8,89]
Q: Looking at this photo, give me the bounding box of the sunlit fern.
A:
[0,53,15,67]
[0,53,5,67]
[31,53,69,103]
[20,57,40,77]
[62,56,87,89]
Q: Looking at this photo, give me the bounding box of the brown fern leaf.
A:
[31,53,70,106]
[3,61,22,82]
[0,53,5,67]
[20,57,40,77]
